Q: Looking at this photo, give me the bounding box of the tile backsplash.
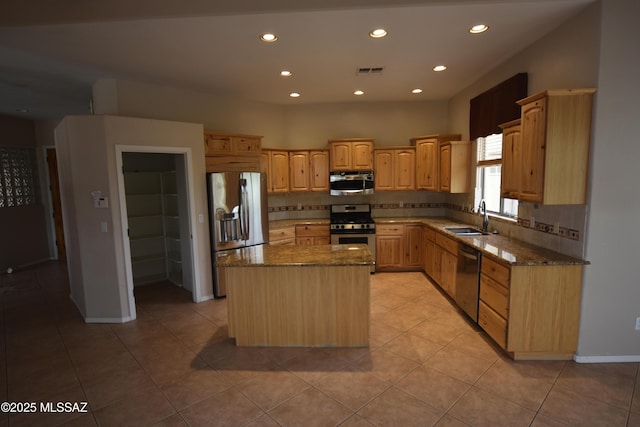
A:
[268,192,588,260]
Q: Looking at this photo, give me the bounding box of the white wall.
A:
[577,0,640,360]
[55,115,212,322]
[281,101,449,149]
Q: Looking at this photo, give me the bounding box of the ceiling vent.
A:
[357,67,384,75]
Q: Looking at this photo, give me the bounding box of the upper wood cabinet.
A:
[516,88,596,204]
[204,131,262,172]
[262,149,289,193]
[439,140,470,193]
[374,148,415,191]
[289,150,330,192]
[499,119,521,199]
[411,134,461,191]
[329,138,374,171]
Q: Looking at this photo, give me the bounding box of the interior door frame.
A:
[115,145,200,321]
[42,145,65,261]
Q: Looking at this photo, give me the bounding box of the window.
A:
[476,134,518,218]
[0,146,41,208]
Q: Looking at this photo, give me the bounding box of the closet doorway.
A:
[120,151,195,304]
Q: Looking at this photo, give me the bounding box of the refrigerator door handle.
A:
[239,177,249,240]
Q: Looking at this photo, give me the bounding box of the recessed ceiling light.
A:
[354,90,365,96]
[260,33,278,42]
[280,70,292,77]
[289,92,300,98]
[369,28,387,38]
[469,24,489,34]
[412,89,423,94]
[15,108,29,113]
[433,65,447,72]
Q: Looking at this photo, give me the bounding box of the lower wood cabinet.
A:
[268,226,295,245]
[376,223,423,271]
[295,224,330,245]
[479,256,583,360]
[434,231,457,298]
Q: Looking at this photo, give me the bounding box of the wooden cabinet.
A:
[269,226,295,245]
[422,227,436,277]
[329,139,374,171]
[374,148,415,191]
[375,223,422,271]
[439,141,470,193]
[309,150,330,192]
[478,256,583,360]
[288,150,330,192]
[411,134,461,191]
[515,88,596,204]
[375,224,404,269]
[289,151,309,192]
[262,149,289,193]
[499,119,521,199]
[434,232,457,298]
[404,224,423,268]
[295,224,330,245]
[204,132,262,172]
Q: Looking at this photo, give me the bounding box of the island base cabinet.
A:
[224,265,370,347]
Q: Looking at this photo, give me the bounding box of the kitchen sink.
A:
[445,227,488,236]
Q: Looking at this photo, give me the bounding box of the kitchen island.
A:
[216,244,373,347]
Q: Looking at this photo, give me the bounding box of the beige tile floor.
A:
[1,261,638,426]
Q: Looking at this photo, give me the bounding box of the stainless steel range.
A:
[330,204,376,272]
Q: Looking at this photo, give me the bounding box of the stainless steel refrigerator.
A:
[207,172,268,297]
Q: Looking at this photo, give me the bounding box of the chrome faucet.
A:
[478,199,489,232]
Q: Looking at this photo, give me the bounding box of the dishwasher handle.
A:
[458,245,479,261]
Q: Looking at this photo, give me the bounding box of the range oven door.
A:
[330,233,376,273]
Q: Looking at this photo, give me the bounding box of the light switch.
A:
[101,222,108,232]
[198,214,205,224]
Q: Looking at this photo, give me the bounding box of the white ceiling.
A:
[0,0,594,120]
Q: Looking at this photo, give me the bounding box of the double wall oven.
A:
[330,204,376,272]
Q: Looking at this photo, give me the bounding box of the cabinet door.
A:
[233,136,261,156]
[519,98,546,203]
[270,151,290,193]
[352,141,373,170]
[309,150,329,192]
[376,235,403,269]
[440,249,457,298]
[404,224,423,267]
[415,138,439,191]
[330,142,352,171]
[423,228,436,275]
[204,134,232,155]
[289,151,309,192]
[501,121,521,199]
[394,149,415,190]
[439,144,451,192]
[374,150,394,191]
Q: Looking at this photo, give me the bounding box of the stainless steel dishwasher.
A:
[455,243,481,322]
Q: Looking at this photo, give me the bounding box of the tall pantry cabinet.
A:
[123,153,184,287]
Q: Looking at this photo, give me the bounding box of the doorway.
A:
[45,148,66,261]
[116,147,198,320]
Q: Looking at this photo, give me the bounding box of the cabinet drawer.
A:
[480,274,509,318]
[269,227,295,242]
[295,224,329,237]
[479,301,507,349]
[482,257,510,287]
[424,227,436,242]
[376,224,404,235]
[435,232,457,254]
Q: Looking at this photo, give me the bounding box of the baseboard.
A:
[574,354,640,363]
[84,315,135,324]
[195,294,214,303]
